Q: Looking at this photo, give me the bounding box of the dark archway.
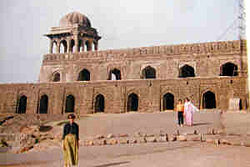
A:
[65,95,75,113]
[142,66,156,79]
[52,72,60,82]
[95,94,105,112]
[109,69,121,80]
[78,69,90,81]
[163,93,174,110]
[17,95,27,114]
[127,93,138,111]
[86,41,92,51]
[70,39,75,53]
[39,95,48,114]
[203,91,216,109]
[52,41,57,53]
[220,62,238,76]
[60,40,67,53]
[78,39,84,52]
[179,65,195,78]
[239,99,243,110]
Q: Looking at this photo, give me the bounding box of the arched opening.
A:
[127,93,138,111]
[239,99,243,110]
[95,94,105,112]
[60,40,67,53]
[78,69,90,81]
[17,95,27,114]
[78,39,84,52]
[65,95,75,113]
[52,72,60,82]
[142,66,156,79]
[86,41,92,51]
[94,42,98,51]
[163,93,174,110]
[203,91,216,109]
[70,39,75,53]
[52,41,57,53]
[179,65,195,78]
[220,62,238,76]
[109,69,121,80]
[39,95,48,114]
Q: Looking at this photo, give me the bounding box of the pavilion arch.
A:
[65,95,75,113]
[179,64,195,78]
[69,39,76,53]
[51,72,60,82]
[108,68,121,80]
[85,40,92,51]
[59,40,67,53]
[78,39,84,52]
[127,93,139,111]
[141,66,156,79]
[52,41,57,53]
[163,93,174,110]
[220,62,238,76]
[78,69,90,81]
[93,41,98,51]
[17,95,27,114]
[202,91,216,109]
[95,94,105,113]
[38,94,49,114]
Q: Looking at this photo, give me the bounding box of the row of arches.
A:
[51,62,239,82]
[16,91,219,114]
[51,39,98,54]
[17,95,75,114]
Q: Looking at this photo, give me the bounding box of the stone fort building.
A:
[0,12,248,115]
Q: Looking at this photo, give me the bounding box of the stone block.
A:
[107,138,118,145]
[146,137,157,143]
[107,133,115,139]
[169,135,177,142]
[177,135,187,141]
[119,139,129,144]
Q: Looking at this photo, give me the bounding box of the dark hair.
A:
[185,97,190,101]
[178,99,182,102]
[68,114,76,119]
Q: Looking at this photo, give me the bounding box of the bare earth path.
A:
[1,111,250,167]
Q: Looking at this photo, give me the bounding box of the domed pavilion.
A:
[45,12,101,54]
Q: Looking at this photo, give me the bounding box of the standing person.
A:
[176,99,184,127]
[62,114,79,167]
[184,98,199,126]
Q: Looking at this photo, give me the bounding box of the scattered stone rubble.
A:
[83,129,250,148]
[0,114,64,154]
[1,114,250,154]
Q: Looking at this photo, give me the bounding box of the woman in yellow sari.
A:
[62,114,79,167]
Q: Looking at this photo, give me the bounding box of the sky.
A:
[0,0,243,83]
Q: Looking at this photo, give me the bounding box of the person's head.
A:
[178,99,182,104]
[68,114,76,124]
[185,97,190,103]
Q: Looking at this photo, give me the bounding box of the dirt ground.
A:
[1,111,250,167]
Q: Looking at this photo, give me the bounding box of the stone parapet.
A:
[43,40,243,63]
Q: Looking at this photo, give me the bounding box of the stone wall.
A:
[39,40,247,83]
[0,77,247,115]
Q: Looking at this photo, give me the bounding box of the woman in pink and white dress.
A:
[184,98,199,126]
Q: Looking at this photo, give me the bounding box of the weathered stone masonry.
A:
[0,77,247,115]
[0,12,248,115]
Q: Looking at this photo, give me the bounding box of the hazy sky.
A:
[0,0,241,83]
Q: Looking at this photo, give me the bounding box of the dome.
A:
[59,12,91,27]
